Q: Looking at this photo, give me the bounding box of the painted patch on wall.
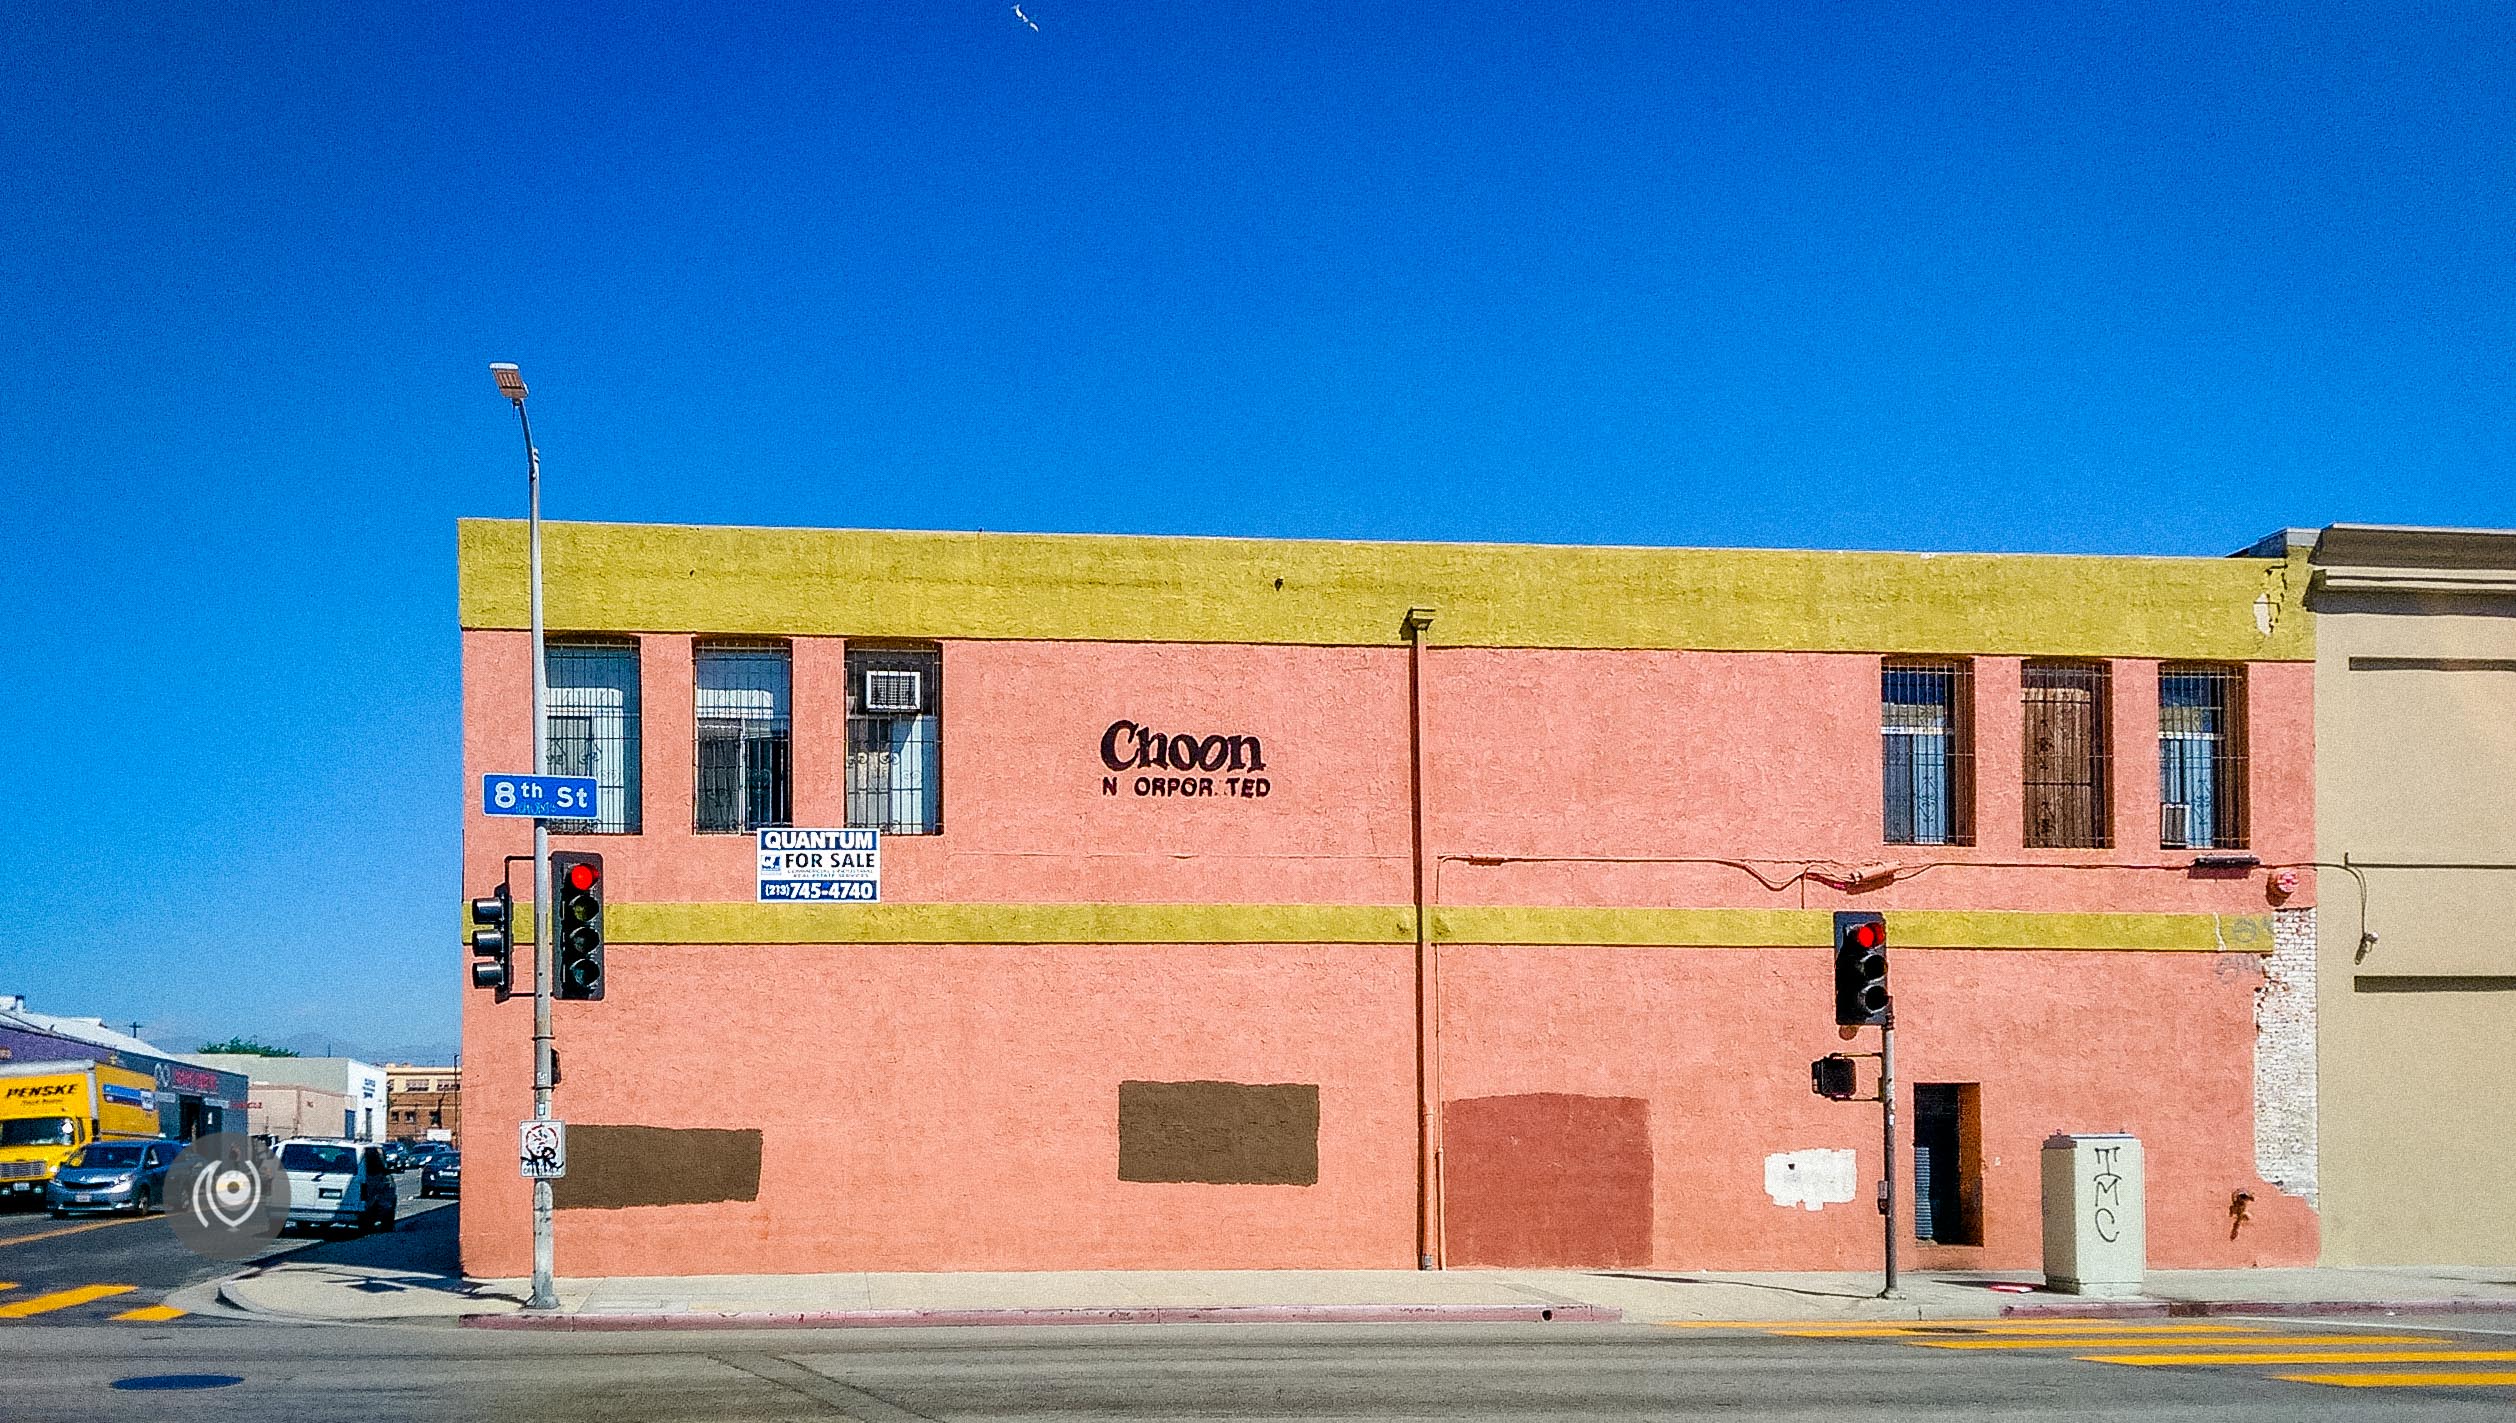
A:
[1117,1080,1319,1186]
[1765,1148,1858,1211]
[1443,1093,1652,1267]
[551,1126,764,1210]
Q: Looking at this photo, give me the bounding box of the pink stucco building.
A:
[459,521,2320,1279]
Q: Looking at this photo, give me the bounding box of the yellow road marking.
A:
[0,1216,153,1250]
[2277,1371,2516,1388]
[0,1285,137,1319]
[113,1305,185,1323]
[1761,1322,2251,1338]
[1918,1334,2445,1351]
[2094,1350,2516,1367]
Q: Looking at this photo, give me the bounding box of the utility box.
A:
[2041,1133,2146,1297]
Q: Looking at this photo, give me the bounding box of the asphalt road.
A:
[3,1315,2516,1421]
[0,1170,448,1326]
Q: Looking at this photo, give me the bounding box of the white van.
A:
[275,1138,397,1234]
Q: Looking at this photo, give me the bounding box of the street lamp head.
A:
[490,362,528,403]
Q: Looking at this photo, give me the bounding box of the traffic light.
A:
[1811,1054,1858,1100]
[1833,910,1889,1027]
[470,885,514,1001]
[551,851,605,1001]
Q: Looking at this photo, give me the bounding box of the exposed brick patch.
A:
[2253,907,2317,1204]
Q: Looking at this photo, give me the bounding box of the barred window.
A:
[2022,661,2111,848]
[546,641,640,833]
[695,645,792,833]
[847,646,942,834]
[2160,665,2248,849]
[1883,660,1974,846]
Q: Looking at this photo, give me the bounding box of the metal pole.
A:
[516,398,558,1313]
[1403,608,1438,1270]
[1880,1006,1900,1299]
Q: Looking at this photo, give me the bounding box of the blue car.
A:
[420,1152,462,1198]
[46,1139,179,1217]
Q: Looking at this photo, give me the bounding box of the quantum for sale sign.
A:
[756,828,881,903]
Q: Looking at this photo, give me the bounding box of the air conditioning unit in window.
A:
[2159,802,2191,848]
[864,668,924,714]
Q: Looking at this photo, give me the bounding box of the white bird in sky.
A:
[1013,4,1039,30]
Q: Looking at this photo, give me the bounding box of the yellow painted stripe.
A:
[457,519,2314,662]
[0,1216,151,1250]
[2093,1350,2516,1367]
[554,900,2281,953]
[1920,1334,2445,1351]
[1664,1319,2203,1334]
[1892,1327,2254,1337]
[113,1305,185,1323]
[2277,1371,2516,1388]
[0,1285,136,1319]
[1765,1327,2251,1340]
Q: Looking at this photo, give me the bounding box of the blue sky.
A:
[2,3,2509,1061]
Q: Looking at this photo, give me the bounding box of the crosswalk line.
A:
[2092,1350,2516,1367]
[1916,1334,2446,1351]
[2277,1371,2516,1388]
[113,1305,186,1323]
[0,1285,136,1319]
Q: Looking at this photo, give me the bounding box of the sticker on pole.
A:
[482,773,600,820]
[757,828,880,902]
[520,1120,567,1179]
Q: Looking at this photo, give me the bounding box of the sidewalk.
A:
[213,1254,2516,1330]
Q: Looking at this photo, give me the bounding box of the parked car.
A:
[380,1141,413,1172]
[44,1139,180,1217]
[419,1152,462,1199]
[276,1138,397,1235]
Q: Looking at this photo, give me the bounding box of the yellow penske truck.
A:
[0,1060,163,1205]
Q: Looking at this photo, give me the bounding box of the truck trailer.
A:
[0,1059,163,1205]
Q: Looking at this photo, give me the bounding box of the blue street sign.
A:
[481,773,601,820]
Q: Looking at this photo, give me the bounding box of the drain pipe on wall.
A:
[1404,606,1442,1270]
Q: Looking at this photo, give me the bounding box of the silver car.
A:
[45,1139,179,1217]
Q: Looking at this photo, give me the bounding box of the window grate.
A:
[546,641,641,833]
[2159,664,2248,849]
[847,646,942,835]
[695,644,792,834]
[2022,661,2111,848]
[1883,660,1974,846]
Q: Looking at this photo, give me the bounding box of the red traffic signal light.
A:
[551,851,605,1002]
[1833,911,1889,1027]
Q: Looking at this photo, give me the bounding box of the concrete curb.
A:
[462,1302,1624,1331]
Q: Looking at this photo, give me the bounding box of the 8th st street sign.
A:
[481,773,600,820]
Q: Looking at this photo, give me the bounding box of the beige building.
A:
[385,1063,461,1146]
[2297,524,2516,1265]
[244,1084,350,1142]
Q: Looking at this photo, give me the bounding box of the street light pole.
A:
[491,362,557,1312]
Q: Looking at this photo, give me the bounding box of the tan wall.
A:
[2312,554,2516,1264]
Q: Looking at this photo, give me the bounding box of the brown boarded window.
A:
[2022,662,2110,848]
[1117,1080,1318,1185]
[2159,665,2247,849]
